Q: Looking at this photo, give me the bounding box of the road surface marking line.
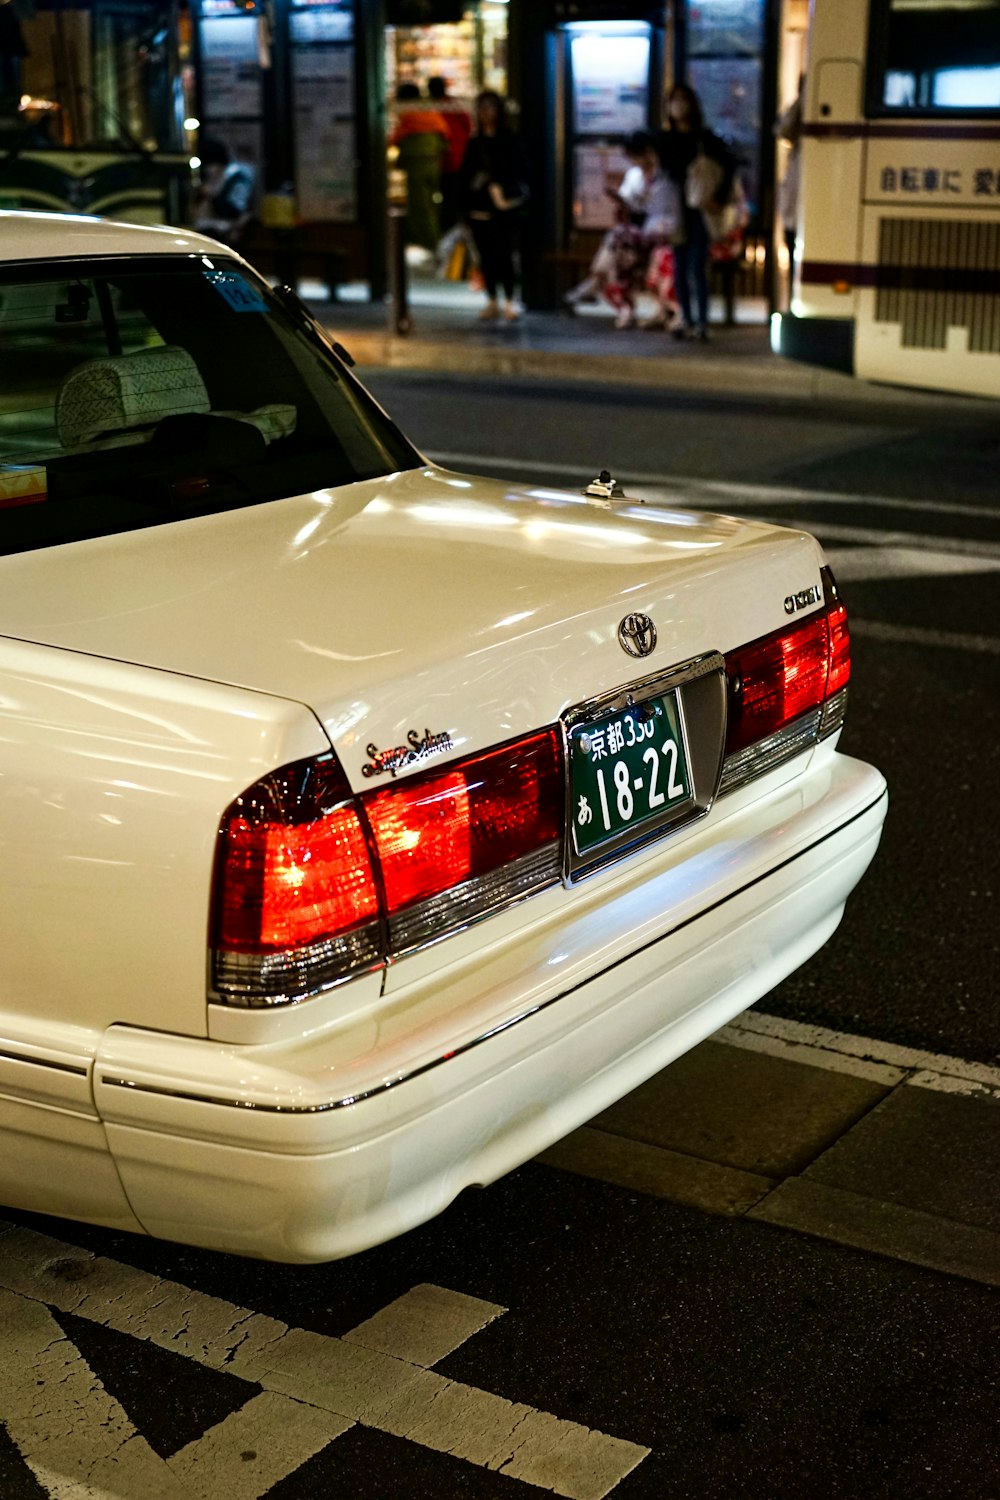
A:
[234,1328,650,1499]
[166,1390,351,1500]
[341,1282,506,1367]
[427,454,1000,523]
[713,1022,905,1087]
[499,1409,650,1500]
[0,1286,188,1500]
[727,1012,1000,1093]
[907,1068,1000,1103]
[823,545,1000,581]
[635,500,1000,561]
[0,1223,649,1500]
[430,457,1000,567]
[0,1224,291,1371]
[850,618,1000,656]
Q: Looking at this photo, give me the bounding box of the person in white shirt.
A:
[565,132,681,330]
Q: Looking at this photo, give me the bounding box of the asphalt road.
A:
[365,370,1000,1069]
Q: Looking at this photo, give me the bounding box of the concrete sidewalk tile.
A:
[589,1040,891,1178]
[750,1178,1000,1288]
[803,1084,1000,1233]
[538,1126,772,1216]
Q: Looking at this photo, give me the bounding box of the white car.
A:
[0,212,886,1262]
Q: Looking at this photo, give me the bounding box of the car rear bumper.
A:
[95,748,887,1262]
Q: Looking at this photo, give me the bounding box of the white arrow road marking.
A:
[0,1287,189,1500]
[0,1224,650,1500]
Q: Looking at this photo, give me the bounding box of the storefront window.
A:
[386,1,508,109]
[8,0,180,152]
[686,0,765,208]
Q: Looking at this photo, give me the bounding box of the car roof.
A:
[0,210,227,264]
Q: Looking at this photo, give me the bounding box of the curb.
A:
[331,326,974,409]
[538,1015,1000,1289]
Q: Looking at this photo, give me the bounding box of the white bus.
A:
[773,0,1000,399]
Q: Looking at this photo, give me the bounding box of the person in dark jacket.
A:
[458,90,528,323]
[656,83,738,341]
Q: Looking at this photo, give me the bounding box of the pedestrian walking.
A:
[656,83,739,341]
[391,82,449,253]
[458,90,528,323]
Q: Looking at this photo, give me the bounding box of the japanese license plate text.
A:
[570,693,692,856]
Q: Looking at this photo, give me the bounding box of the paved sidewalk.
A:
[313,280,951,408]
[540,1011,1000,1290]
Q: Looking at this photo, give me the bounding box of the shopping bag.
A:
[685,151,725,211]
[444,237,468,281]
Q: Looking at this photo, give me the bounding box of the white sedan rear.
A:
[0,212,886,1261]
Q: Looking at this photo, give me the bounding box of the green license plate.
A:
[570,692,692,856]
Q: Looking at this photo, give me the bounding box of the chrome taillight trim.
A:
[387,842,562,959]
[212,920,383,1008]
[819,685,849,741]
[718,706,824,796]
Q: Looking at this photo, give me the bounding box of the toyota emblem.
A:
[617,613,657,659]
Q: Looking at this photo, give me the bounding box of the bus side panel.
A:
[794,133,865,328]
[855,142,1000,399]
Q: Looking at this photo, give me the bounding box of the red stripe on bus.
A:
[802,122,1000,141]
[800,262,878,286]
[801,261,1000,294]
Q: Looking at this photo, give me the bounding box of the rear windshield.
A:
[0,255,420,555]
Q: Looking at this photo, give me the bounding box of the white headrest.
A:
[57,345,210,449]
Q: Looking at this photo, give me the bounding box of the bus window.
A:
[870,0,1000,113]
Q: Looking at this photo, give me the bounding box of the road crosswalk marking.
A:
[0,1223,650,1500]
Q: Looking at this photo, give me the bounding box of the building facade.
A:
[0,0,802,306]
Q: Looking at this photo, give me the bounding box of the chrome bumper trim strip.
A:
[100,787,887,1119]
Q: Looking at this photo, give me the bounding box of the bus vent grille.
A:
[875,217,1000,353]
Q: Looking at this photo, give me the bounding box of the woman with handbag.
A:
[656,84,738,341]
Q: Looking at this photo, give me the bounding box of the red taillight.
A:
[211,731,564,1005]
[212,757,378,957]
[826,599,851,698]
[364,730,562,915]
[724,590,851,758]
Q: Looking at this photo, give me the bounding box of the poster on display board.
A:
[290,6,354,44]
[573,142,632,229]
[292,42,357,220]
[199,15,262,120]
[570,28,650,136]
[290,0,357,222]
